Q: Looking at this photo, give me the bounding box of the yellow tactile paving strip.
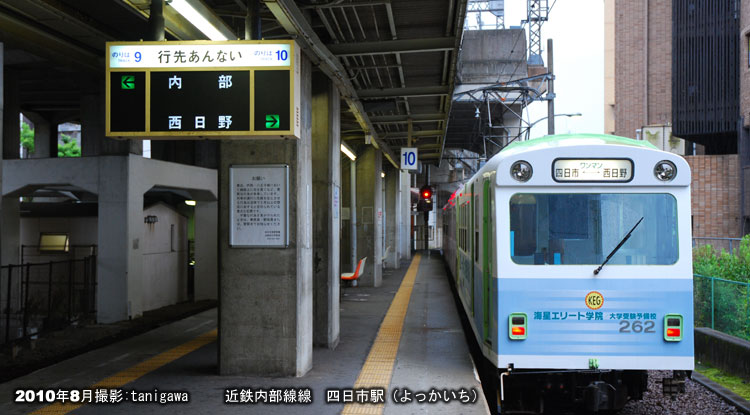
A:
[341,254,422,415]
[30,329,217,415]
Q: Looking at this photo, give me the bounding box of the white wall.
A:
[4,155,217,323]
[20,202,189,313]
[142,203,188,311]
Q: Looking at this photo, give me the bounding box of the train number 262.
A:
[619,320,655,333]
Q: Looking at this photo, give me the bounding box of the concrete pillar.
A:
[96,156,144,323]
[81,85,142,157]
[0,43,3,267]
[24,112,55,158]
[1,197,19,266]
[32,118,51,158]
[339,157,352,271]
[355,146,383,286]
[311,73,340,348]
[399,170,412,261]
[194,200,218,300]
[3,68,18,160]
[219,55,312,377]
[1,51,18,268]
[384,165,400,268]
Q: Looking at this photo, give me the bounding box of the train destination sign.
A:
[552,159,633,182]
[106,40,300,139]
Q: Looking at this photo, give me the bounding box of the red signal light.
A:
[666,328,681,337]
[420,186,432,200]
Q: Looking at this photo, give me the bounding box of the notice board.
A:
[229,165,289,248]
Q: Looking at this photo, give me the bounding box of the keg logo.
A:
[585,291,604,310]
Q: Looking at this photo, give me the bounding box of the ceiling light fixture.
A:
[340,143,357,161]
[170,0,229,41]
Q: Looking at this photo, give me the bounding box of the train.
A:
[441,134,693,413]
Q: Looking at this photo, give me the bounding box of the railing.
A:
[694,274,750,341]
[21,244,97,265]
[1,256,97,345]
[693,237,743,255]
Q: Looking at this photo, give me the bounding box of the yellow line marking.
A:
[341,253,422,415]
[31,329,217,415]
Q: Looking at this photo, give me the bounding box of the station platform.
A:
[0,252,489,415]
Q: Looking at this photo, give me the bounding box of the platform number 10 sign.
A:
[401,147,418,170]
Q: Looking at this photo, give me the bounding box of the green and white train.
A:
[442,134,693,413]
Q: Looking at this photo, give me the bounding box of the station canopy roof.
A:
[0,0,469,166]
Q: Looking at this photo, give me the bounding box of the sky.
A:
[503,0,604,139]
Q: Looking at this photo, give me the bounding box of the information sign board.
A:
[400,147,418,170]
[229,165,289,248]
[106,40,300,139]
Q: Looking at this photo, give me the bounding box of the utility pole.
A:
[547,38,555,136]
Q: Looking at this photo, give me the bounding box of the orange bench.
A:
[341,257,367,287]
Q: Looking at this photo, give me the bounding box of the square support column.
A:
[1,197,19,266]
[96,156,145,323]
[194,200,218,300]
[81,83,142,157]
[355,147,382,286]
[23,112,55,159]
[3,68,18,161]
[311,73,340,348]
[340,158,354,272]
[384,165,400,268]
[399,170,412,260]
[219,55,312,377]
[0,43,3,267]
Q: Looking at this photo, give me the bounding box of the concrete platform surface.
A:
[0,252,488,414]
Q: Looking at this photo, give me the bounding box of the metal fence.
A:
[1,256,97,345]
[21,244,97,265]
[692,237,743,255]
[694,274,750,341]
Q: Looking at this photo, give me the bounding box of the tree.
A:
[58,134,81,157]
[21,121,34,156]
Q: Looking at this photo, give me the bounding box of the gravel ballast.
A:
[621,370,743,415]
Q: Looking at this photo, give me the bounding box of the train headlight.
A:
[664,314,683,342]
[508,313,527,340]
[654,160,677,181]
[510,161,533,182]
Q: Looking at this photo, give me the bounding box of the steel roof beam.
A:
[370,113,446,123]
[300,0,391,8]
[383,130,443,138]
[327,37,456,57]
[0,7,100,72]
[358,86,450,99]
[262,0,399,168]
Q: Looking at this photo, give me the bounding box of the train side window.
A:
[475,231,479,262]
[509,194,537,256]
[475,193,480,263]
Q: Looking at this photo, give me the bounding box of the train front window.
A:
[509,193,678,265]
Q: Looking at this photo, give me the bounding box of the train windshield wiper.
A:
[593,217,644,275]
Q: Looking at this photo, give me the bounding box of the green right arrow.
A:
[265,114,280,129]
[121,75,135,90]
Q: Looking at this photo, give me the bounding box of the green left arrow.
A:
[121,75,135,90]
